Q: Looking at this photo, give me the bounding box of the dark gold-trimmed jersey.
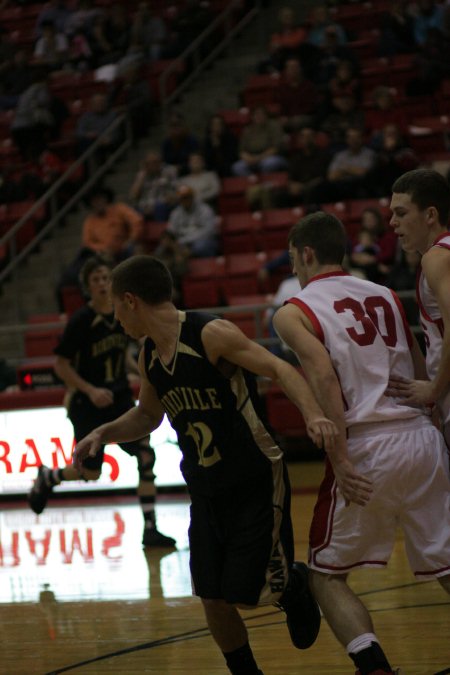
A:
[54,305,130,394]
[143,311,282,496]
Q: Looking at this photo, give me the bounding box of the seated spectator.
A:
[278,57,320,132]
[232,105,287,177]
[0,48,34,111]
[104,2,131,58]
[81,185,143,261]
[367,123,419,197]
[349,207,397,283]
[313,126,376,202]
[20,148,65,198]
[320,92,365,151]
[327,59,361,105]
[56,185,143,309]
[406,16,450,96]
[171,0,214,58]
[365,86,408,137]
[378,1,416,56]
[265,6,307,72]
[307,5,347,47]
[412,0,444,47]
[11,67,66,161]
[385,249,421,293]
[35,0,72,37]
[87,13,122,67]
[131,1,170,61]
[164,184,219,258]
[279,127,331,207]
[313,25,359,86]
[33,19,69,71]
[76,93,120,162]
[109,61,152,140]
[161,112,200,176]
[203,113,239,178]
[179,152,220,208]
[128,149,178,221]
[65,0,101,38]
[152,231,189,305]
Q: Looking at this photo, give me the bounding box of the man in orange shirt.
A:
[56,186,143,312]
[82,186,143,260]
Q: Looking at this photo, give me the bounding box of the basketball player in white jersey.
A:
[388,168,450,447]
[273,211,450,675]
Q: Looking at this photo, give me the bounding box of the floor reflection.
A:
[0,498,192,603]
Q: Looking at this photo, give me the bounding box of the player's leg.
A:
[310,571,394,675]
[28,400,103,514]
[201,599,263,675]
[119,437,176,547]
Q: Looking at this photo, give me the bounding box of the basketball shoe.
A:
[276,561,321,649]
[142,527,176,548]
[28,465,54,514]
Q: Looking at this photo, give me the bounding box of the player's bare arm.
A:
[201,317,338,453]
[388,247,450,406]
[274,303,373,507]
[72,349,165,471]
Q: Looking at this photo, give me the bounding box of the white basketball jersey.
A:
[416,232,450,425]
[288,271,425,428]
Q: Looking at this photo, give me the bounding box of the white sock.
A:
[346,633,379,655]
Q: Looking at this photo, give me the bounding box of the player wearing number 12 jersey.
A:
[274,211,450,675]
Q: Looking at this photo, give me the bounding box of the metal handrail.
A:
[159,0,262,120]
[0,112,132,287]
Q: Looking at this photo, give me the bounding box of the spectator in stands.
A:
[327,59,361,106]
[349,206,397,283]
[171,0,214,58]
[179,152,220,208]
[56,186,144,310]
[232,105,287,177]
[264,5,307,72]
[367,123,419,198]
[385,248,421,293]
[412,0,445,47]
[87,13,122,67]
[203,113,239,178]
[20,147,65,198]
[0,48,34,110]
[131,1,170,61]
[164,184,219,258]
[0,27,14,80]
[11,67,63,161]
[65,0,101,38]
[161,112,200,176]
[406,13,450,96]
[307,5,347,48]
[81,185,143,260]
[76,92,120,162]
[313,25,359,86]
[278,57,320,132]
[320,92,365,151]
[257,249,291,292]
[314,126,376,203]
[152,231,189,305]
[378,1,416,56]
[279,127,331,207]
[35,0,72,37]
[128,149,178,222]
[104,2,131,58]
[109,61,152,140]
[33,19,69,71]
[364,86,408,137]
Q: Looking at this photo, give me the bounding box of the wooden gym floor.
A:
[0,462,448,675]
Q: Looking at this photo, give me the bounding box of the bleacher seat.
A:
[220,251,266,302]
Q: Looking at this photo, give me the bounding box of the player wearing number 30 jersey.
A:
[274,211,450,675]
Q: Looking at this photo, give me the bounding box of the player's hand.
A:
[72,431,102,472]
[386,377,435,407]
[331,457,373,507]
[88,387,114,408]
[305,416,339,453]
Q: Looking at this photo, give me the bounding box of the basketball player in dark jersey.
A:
[28,256,175,548]
[72,255,343,675]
